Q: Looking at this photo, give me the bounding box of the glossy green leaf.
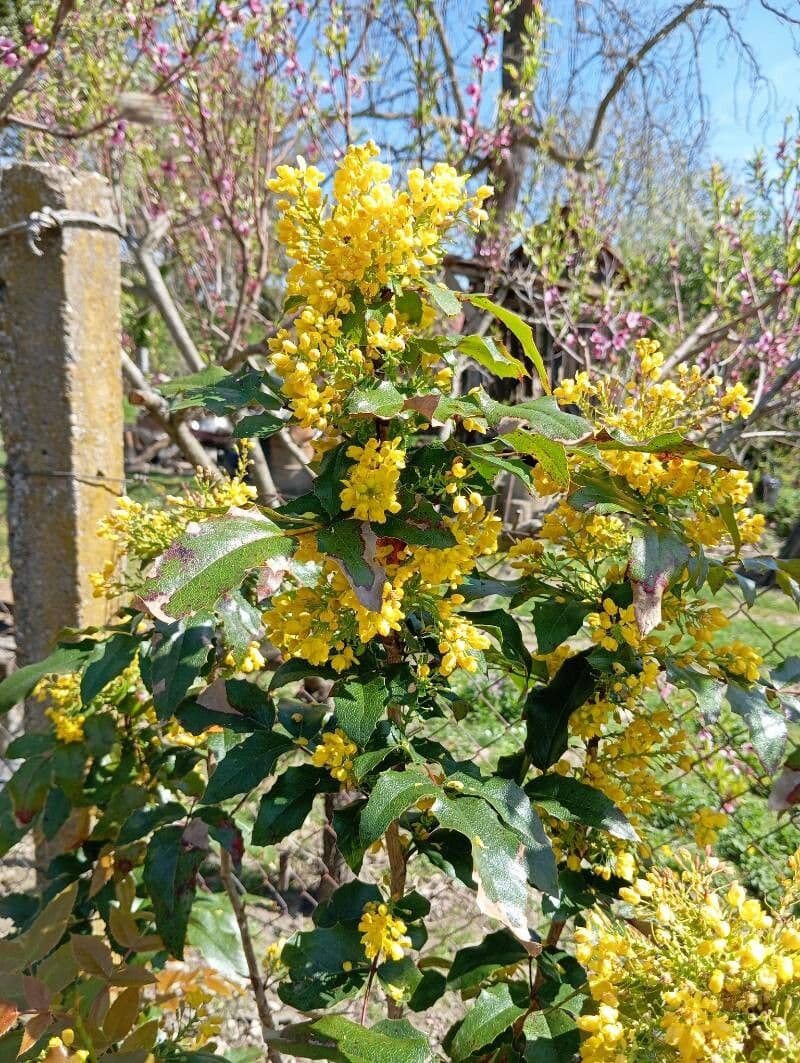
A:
[360,771,440,845]
[143,825,204,958]
[216,591,262,665]
[203,732,294,803]
[469,295,549,392]
[457,333,528,380]
[81,633,140,705]
[252,765,338,846]
[141,513,293,619]
[0,641,96,716]
[148,614,214,718]
[524,1009,580,1062]
[502,430,569,485]
[345,381,406,419]
[525,652,596,770]
[334,674,389,746]
[525,775,638,841]
[117,802,188,845]
[468,609,531,674]
[666,663,726,722]
[420,277,461,316]
[278,925,368,1012]
[726,682,787,773]
[532,600,591,655]
[318,520,385,611]
[233,412,284,438]
[449,983,526,1062]
[447,929,530,990]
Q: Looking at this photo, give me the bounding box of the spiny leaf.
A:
[140,512,293,620]
[457,333,528,380]
[449,983,526,1062]
[469,295,549,392]
[334,675,389,746]
[525,775,638,841]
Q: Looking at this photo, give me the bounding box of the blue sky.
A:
[702,5,800,166]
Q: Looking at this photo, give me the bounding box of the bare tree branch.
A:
[584,0,707,156]
[121,352,220,477]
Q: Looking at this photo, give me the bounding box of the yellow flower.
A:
[340,437,406,523]
[358,902,412,963]
[310,729,359,786]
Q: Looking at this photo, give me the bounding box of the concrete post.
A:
[0,163,124,673]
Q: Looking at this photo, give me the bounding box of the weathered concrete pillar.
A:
[0,163,124,672]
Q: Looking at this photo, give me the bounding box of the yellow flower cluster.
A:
[36,672,86,744]
[340,437,405,522]
[310,729,358,786]
[552,340,763,550]
[435,597,491,676]
[358,901,412,963]
[223,641,266,674]
[267,142,490,434]
[91,456,258,596]
[576,851,800,1061]
[262,476,500,677]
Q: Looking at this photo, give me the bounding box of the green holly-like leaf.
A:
[318,520,386,611]
[216,591,262,664]
[148,614,214,718]
[449,983,527,1062]
[268,1016,432,1062]
[445,773,557,896]
[501,430,569,485]
[381,511,456,548]
[0,640,97,716]
[334,674,389,746]
[666,663,726,722]
[726,682,787,773]
[568,469,648,518]
[345,381,406,419]
[117,802,188,845]
[524,1009,581,1062]
[359,771,440,845]
[432,794,535,942]
[420,277,461,316]
[469,295,549,392]
[467,443,534,491]
[142,826,205,958]
[524,652,597,770]
[525,775,638,841]
[468,609,532,674]
[202,732,294,803]
[80,633,141,705]
[252,765,339,846]
[140,513,293,619]
[457,333,528,380]
[232,412,285,438]
[447,929,530,991]
[278,925,369,1012]
[532,600,591,656]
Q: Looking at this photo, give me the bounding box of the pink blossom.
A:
[27,40,48,56]
[466,82,481,99]
[2,52,19,67]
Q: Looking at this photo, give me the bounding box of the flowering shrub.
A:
[1,145,799,1062]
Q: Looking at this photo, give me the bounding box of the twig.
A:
[132,235,206,373]
[219,847,283,1062]
[121,352,221,478]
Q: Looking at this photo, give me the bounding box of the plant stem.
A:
[219,847,282,1062]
